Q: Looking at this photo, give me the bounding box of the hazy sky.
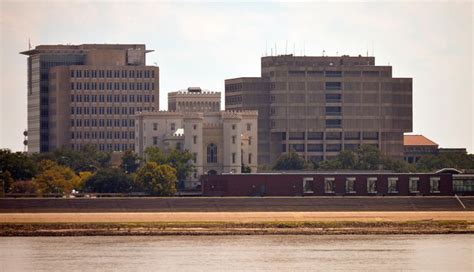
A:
[1,0,473,153]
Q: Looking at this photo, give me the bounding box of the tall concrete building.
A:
[225,55,412,165]
[20,44,159,153]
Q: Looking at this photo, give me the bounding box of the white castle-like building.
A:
[135,87,258,189]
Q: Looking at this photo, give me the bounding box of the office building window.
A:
[325,71,342,77]
[430,177,440,193]
[232,135,236,144]
[248,136,252,145]
[247,123,251,131]
[325,93,341,103]
[153,123,158,131]
[367,177,377,193]
[409,177,419,193]
[303,177,314,194]
[325,82,342,90]
[326,119,341,128]
[232,124,236,130]
[193,135,197,144]
[326,106,342,116]
[324,177,335,193]
[346,177,356,193]
[388,177,399,193]
[170,123,175,131]
[326,144,341,152]
[193,153,197,163]
[248,153,252,164]
[232,153,236,164]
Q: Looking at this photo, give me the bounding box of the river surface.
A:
[0,235,472,271]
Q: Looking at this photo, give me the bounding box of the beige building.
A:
[20,44,159,153]
[225,54,412,165]
[135,89,257,188]
[168,87,220,112]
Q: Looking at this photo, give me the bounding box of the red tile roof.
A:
[404,135,438,146]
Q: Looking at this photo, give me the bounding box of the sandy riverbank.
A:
[1,211,473,236]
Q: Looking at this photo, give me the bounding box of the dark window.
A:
[289,144,304,152]
[362,131,379,140]
[207,143,217,163]
[326,132,342,140]
[307,132,323,140]
[326,144,341,152]
[307,144,323,152]
[344,132,360,140]
[326,106,341,115]
[325,82,342,91]
[326,119,341,128]
[289,132,305,140]
[325,71,342,77]
[325,93,341,103]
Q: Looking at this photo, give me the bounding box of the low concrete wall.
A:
[0,196,473,213]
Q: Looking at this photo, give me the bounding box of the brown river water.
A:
[0,235,472,271]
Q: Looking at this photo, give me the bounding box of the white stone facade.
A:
[135,110,258,188]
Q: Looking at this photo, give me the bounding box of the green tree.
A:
[416,153,474,171]
[34,160,80,195]
[145,147,194,182]
[84,168,135,193]
[32,144,111,173]
[120,149,141,173]
[0,149,37,181]
[135,162,177,196]
[273,152,305,170]
[144,146,167,164]
[9,180,38,194]
[166,149,194,182]
[354,145,382,170]
[241,164,252,173]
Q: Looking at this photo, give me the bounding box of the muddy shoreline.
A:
[2,221,473,236]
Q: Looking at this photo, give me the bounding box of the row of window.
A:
[288,70,381,78]
[71,106,153,115]
[71,82,155,91]
[71,94,154,103]
[71,119,135,127]
[71,131,135,140]
[283,131,378,141]
[303,177,440,194]
[71,143,134,152]
[282,143,377,153]
[71,69,155,79]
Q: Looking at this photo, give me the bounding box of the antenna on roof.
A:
[28,38,31,50]
[265,40,268,56]
[366,42,368,57]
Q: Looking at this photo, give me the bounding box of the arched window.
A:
[207,143,217,163]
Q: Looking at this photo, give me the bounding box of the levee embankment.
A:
[1,196,473,213]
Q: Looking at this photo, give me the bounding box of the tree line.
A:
[0,145,193,196]
[273,145,474,172]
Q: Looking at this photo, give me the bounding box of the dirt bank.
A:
[1,211,473,236]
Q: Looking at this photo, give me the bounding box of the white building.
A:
[135,88,258,189]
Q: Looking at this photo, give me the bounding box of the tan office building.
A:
[225,55,412,165]
[20,44,159,153]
